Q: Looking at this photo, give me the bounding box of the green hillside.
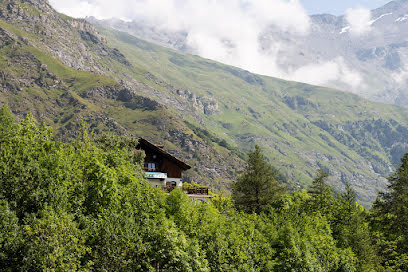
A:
[0,1,244,192]
[95,26,408,205]
[1,0,408,205]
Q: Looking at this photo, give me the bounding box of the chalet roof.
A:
[138,138,192,171]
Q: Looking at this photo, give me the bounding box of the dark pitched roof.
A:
[138,138,191,171]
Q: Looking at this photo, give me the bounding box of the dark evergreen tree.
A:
[308,169,335,216]
[371,152,408,270]
[232,145,286,214]
[341,183,357,219]
[334,183,379,271]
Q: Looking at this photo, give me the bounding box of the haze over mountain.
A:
[78,0,408,107]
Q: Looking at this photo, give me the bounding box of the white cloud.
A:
[345,7,372,36]
[287,58,362,89]
[392,65,408,84]
[49,0,363,90]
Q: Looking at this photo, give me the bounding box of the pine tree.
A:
[335,183,379,271]
[308,169,335,215]
[371,152,408,270]
[340,183,357,224]
[232,145,286,214]
[373,153,408,235]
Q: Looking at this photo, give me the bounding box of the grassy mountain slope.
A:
[93,26,408,205]
[2,0,408,205]
[0,0,244,191]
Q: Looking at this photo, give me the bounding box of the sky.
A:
[300,0,392,15]
[48,0,394,90]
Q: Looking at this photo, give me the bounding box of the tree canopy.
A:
[0,106,404,271]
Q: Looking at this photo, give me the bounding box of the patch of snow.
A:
[396,14,408,22]
[368,12,392,25]
[340,26,350,34]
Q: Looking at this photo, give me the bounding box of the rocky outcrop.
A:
[175,89,219,115]
[283,95,318,110]
[0,0,131,74]
[0,30,62,92]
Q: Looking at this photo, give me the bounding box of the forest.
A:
[0,105,407,272]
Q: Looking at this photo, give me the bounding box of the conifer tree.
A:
[232,145,286,214]
[335,183,379,271]
[308,169,335,215]
[372,152,408,270]
[336,183,358,228]
[375,153,408,234]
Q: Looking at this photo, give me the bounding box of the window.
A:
[148,163,156,171]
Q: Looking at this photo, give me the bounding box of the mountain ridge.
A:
[92,0,408,108]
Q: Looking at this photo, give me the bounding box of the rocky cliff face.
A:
[0,0,130,74]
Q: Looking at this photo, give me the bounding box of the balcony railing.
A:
[186,187,209,195]
[160,186,209,195]
[145,172,167,179]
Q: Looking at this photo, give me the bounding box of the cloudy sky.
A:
[300,0,390,15]
[49,0,392,18]
[48,0,392,90]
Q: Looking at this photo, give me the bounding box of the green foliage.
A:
[0,199,21,270]
[233,145,286,214]
[0,107,399,271]
[334,184,379,271]
[1,1,407,268]
[308,169,336,217]
[0,105,17,147]
[371,153,408,271]
[0,111,71,218]
[306,170,380,271]
[21,209,91,272]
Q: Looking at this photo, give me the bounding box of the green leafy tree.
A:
[0,112,71,218]
[21,209,90,271]
[0,108,398,271]
[232,145,286,214]
[267,192,357,272]
[0,199,21,270]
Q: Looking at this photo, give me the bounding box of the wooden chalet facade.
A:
[137,138,211,200]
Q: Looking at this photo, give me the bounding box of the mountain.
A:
[2,0,408,205]
[89,24,408,205]
[0,0,244,192]
[91,0,408,108]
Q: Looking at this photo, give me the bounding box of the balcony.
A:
[160,186,210,196]
[145,172,167,179]
[186,187,209,195]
